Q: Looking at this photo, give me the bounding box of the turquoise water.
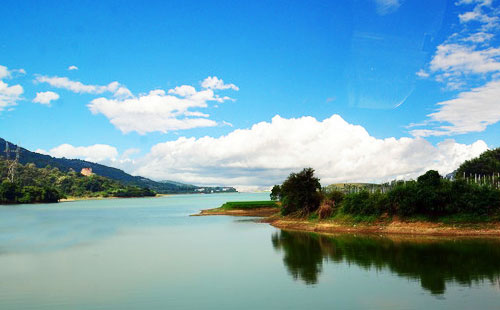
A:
[0,193,499,309]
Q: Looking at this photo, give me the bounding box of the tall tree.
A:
[280,168,321,216]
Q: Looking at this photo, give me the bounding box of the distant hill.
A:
[0,138,236,194]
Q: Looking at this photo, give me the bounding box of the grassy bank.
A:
[220,200,278,210]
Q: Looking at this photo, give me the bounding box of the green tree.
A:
[280,168,321,216]
[270,185,281,201]
[456,148,500,177]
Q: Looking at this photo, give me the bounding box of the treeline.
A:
[271,167,500,220]
[337,170,500,217]
[456,147,500,176]
[0,158,155,204]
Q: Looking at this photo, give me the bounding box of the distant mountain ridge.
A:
[0,138,236,194]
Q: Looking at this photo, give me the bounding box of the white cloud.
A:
[459,7,499,28]
[68,65,78,71]
[33,91,59,105]
[456,0,492,6]
[373,0,401,15]
[132,115,487,190]
[463,32,494,43]
[411,80,500,136]
[0,66,10,79]
[201,76,239,91]
[113,86,133,99]
[15,68,26,75]
[36,144,119,162]
[412,0,500,135]
[35,75,132,98]
[121,148,140,159]
[88,80,234,134]
[416,69,429,78]
[0,65,24,112]
[430,44,500,76]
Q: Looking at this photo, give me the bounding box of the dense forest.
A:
[0,138,236,194]
[0,157,156,204]
[271,148,500,220]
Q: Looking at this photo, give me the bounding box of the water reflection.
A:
[272,230,500,294]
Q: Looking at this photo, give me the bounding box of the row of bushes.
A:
[338,170,500,217]
[272,168,500,218]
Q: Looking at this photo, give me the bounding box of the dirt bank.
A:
[193,207,280,217]
[266,218,500,236]
[195,207,500,236]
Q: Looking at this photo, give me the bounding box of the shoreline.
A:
[59,194,172,203]
[193,207,280,217]
[195,208,500,237]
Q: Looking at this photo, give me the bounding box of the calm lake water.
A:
[0,193,499,309]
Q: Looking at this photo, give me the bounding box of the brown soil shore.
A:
[195,207,500,236]
[192,207,280,217]
[266,218,500,236]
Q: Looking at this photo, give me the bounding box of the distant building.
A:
[80,168,93,176]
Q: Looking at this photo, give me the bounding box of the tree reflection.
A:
[272,230,500,294]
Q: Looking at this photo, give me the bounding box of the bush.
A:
[387,181,419,216]
[318,202,333,219]
[323,189,344,205]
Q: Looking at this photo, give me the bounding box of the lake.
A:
[0,193,499,309]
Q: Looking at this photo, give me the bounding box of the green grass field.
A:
[220,201,279,210]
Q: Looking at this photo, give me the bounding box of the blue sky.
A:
[1,0,499,189]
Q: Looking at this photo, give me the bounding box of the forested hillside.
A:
[0,157,156,204]
[0,138,236,194]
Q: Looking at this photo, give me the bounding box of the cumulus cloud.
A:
[33,91,59,105]
[373,0,401,15]
[68,65,78,71]
[411,80,500,136]
[0,65,24,112]
[88,80,235,134]
[35,75,132,98]
[201,76,239,91]
[36,144,119,162]
[132,115,487,190]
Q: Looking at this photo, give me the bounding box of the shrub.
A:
[318,202,333,219]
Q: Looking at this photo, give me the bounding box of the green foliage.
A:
[280,168,322,216]
[336,171,500,218]
[342,190,389,216]
[270,185,281,201]
[0,157,155,204]
[220,201,278,210]
[321,188,345,205]
[456,147,500,177]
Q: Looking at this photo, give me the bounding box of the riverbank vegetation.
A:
[270,148,500,223]
[0,157,156,204]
